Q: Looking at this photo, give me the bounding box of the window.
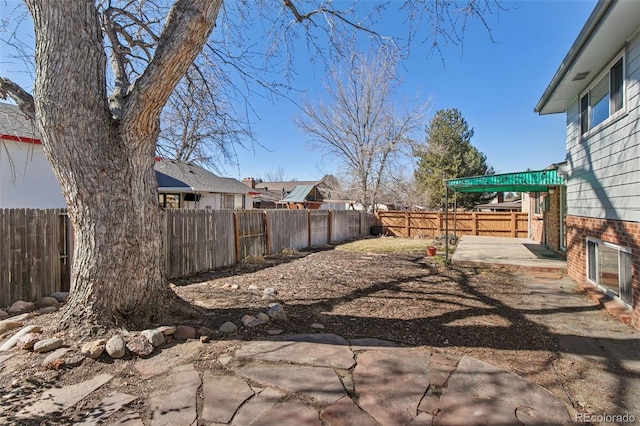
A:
[533,192,542,215]
[158,193,181,209]
[586,238,632,306]
[580,56,624,135]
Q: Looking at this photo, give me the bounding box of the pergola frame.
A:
[442,169,565,259]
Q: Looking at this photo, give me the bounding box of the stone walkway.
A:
[9,333,572,425]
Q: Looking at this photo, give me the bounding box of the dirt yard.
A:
[171,247,640,420]
[1,246,639,424]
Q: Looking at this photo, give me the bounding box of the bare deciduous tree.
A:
[157,65,249,172]
[296,52,428,211]
[0,0,504,333]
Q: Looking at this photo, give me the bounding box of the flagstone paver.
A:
[354,347,431,425]
[75,392,138,426]
[135,340,201,379]
[202,373,255,423]
[320,396,379,426]
[148,363,201,426]
[445,355,571,423]
[234,333,355,369]
[231,387,283,425]
[15,373,113,419]
[8,333,573,425]
[234,363,347,404]
[249,400,321,426]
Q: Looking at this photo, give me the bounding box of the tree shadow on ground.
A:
[176,251,640,417]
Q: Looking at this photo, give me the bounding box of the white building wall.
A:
[0,140,66,208]
[565,32,640,222]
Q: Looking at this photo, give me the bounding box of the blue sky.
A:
[231,0,598,181]
[1,1,598,181]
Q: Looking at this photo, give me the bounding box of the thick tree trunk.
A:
[24,0,220,332]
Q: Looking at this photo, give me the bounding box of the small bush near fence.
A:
[1,208,375,307]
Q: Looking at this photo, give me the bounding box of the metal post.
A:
[453,191,457,243]
[445,184,449,260]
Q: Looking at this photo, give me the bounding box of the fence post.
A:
[405,211,410,237]
[327,210,333,243]
[233,211,241,262]
[307,210,312,247]
[511,211,517,237]
[264,210,271,255]
[472,212,478,236]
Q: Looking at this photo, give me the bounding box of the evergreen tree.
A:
[415,109,493,209]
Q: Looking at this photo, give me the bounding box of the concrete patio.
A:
[451,235,567,273]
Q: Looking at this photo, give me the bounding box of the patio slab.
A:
[451,236,566,272]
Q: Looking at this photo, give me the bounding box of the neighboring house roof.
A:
[536,0,640,114]
[155,159,249,194]
[0,102,40,143]
[255,180,321,193]
[281,185,317,203]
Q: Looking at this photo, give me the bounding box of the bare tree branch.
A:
[0,77,35,120]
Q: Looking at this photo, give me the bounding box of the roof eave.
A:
[535,0,614,115]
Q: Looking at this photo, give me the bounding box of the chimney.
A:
[242,177,256,189]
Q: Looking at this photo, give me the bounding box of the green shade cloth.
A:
[446,169,564,193]
[281,184,317,202]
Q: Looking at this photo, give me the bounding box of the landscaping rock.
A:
[33,338,64,353]
[81,339,106,359]
[106,335,126,359]
[266,303,287,321]
[311,323,325,329]
[156,325,176,336]
[200,335,211,343]
[126,334,154,357]
[35,296,59,309]
[242,315,263,328]
[50,292,69,303]
[198,326,214,337]
[7,300,35,315]
[219,322,238,333]
[142,329,165,347]
[42,347,72,368]
[174,325,196,340]
[16,333,42,350]
[231,284,239,290]
[36,306,58,315]
[248,284,259,291]
[0,321,24,337]
[263,287,277,296]
[262,294,279,302]
[0,310,8,320]
[0,325,42,351]
[257,313,271,323]
[64,353,85,368]
[267,329,283,335]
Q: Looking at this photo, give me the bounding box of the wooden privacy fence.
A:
[376,211,529,239]
[1,208,374,307]
[0,209,71,308]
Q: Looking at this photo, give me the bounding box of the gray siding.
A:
[565,32,640,223]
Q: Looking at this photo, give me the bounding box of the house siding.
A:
[565,32,640,223]
[0,140,66,208]
[563,31,640,328]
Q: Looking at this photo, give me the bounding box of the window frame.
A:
[579,51,625,137]
[585,237,632,307]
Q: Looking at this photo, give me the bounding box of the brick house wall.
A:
[566,215,640,328]
[527,189,563,254]
[544,190,562,252]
